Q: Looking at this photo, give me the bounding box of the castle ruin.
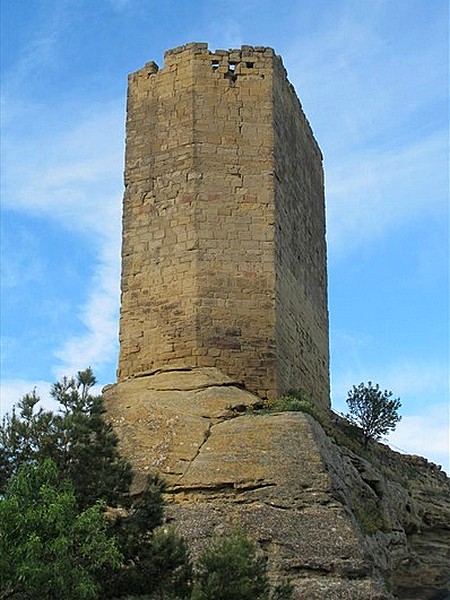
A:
[105,44,450,599]
[118,43,329,410]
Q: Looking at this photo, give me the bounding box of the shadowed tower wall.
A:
[118,43,330,410]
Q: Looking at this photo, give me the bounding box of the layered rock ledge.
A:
[104,368,450,599]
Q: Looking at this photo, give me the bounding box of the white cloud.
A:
[0,377,106,419]
[283,2,446,148]
[0,229,45,289]
[325,131,448,257]
[213,18,243,50]
[331,356,448,406]
[1,2,72,101]
[331,357,449,471]
[53,235,121,380]
[2,97,125,384]
[1,102,125,235]
[387,404,449,474]
[0,379,54,418]
[279,3,448,260]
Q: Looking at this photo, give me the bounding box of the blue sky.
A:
[1,0,448,471]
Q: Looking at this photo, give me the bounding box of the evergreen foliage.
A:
[0,370,293,599]
[0,459,121,600]
[345,382,402,446]
[0,368,132,510]
[101,477,191,598]
[191,530,269,600]
[0,389,57,494]
[50,368,133,509]
[0,369,191,599]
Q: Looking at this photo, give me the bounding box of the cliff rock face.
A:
[104,368,450,599]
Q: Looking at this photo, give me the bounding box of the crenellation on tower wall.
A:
[118,43,330,409]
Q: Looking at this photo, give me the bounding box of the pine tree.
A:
[0,368,132,510]
[0,369,192,599]
[49,368,133,509]
[191,530,270,600]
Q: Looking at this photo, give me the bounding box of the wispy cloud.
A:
[0,379,54,418]
[1,0,126,392]
[1,102,125,234]
[326,131,448,257]
[331,355,448,407]
[331,354,449,472]
[0,377,106,419]
[214,18,243,50]
[284,2,447,147]
[1,2,71,102]
[387,404,449,473]
[53,235,121,379]
[281,3,448,259]
[2,97,124,383]
[0,228,45,289]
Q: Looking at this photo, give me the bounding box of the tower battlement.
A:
[118,43,330,409]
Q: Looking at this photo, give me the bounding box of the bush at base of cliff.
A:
[0,369,192,600]
[0,459,121,600]
[190,530,293,600]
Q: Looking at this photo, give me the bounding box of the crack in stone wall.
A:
[178,419,214,482]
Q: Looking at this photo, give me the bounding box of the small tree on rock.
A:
[345,381,401,446]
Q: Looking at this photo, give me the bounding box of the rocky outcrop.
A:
[104,368,450,599]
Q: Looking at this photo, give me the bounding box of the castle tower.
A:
[118,43,329,410]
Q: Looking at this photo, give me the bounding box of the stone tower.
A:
[106,45,450,600]
[118,43,329,410]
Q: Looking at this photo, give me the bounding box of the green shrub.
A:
[264,389,318,419]
[191,530,293,600]
[270,580,295,599]
[0,369,192,599]
[354,498,389,534]
[191,529,269,600]
[346,382,401,446]
[0,460,121,600]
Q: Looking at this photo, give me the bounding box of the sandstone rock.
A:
[104,368,262,489]
[104,369,450,599]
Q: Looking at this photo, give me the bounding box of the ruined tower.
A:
[118,43,329,409]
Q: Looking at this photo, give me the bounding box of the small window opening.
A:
[228,62,237,72]
[211,60,220,70]
[246,62,254,68]
[224,71,237,83]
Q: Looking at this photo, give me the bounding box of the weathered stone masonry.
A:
[118,42,329,410]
